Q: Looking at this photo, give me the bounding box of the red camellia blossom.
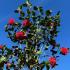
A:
[22,19,31,27]
[60,47,69,55]
[0,45,3,49]
[49,57,56,67]
[15,31,26,40]
[8,18,15,25]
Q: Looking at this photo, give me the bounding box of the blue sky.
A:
[0,0,70,70]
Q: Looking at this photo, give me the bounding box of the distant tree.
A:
[0,0,69,70]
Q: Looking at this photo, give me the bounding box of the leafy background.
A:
[0,0,70,70]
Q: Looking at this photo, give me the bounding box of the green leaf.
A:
[0,56,7,63]
[38,7,43,14]
[32,11,36,16]
[5,25,8,32]
[36,51,42,55]
[46,61,50,70]
[22,3,27,7]
[39,62,45,70]
[32,16,37,21]
[26,0,32,8]
[19,17,24,20]
[5,47,13,55]
[56,11,60,15]
[33,6,38,10]
[19,5,22,9]
[21,12,25,17]
[46,65,50,70]
[45,45,49,50]
[27,9,31,15]
[46,10,52,16]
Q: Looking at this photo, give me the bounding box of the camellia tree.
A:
[0,0,69,70]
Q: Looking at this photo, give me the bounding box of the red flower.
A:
[15,31,26,40]
[8,18,15,25]
[22,19,31,27]
[60,47,68,55]
[6,63,11,67]
[0,45,3,49]
[49,57,56,67]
